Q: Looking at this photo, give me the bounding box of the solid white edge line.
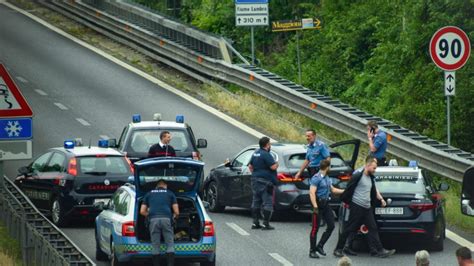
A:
[53,102,68,110]
[34,89,47,96]
[6,1,474,252]
[16,76,28,83]
[268,253,293,266]
[76,118,91,126]
[225,222,250,236]
[1,1,275,142]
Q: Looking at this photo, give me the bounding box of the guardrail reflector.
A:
[387,134,392,142]
[160,40,165,46]
[310,103,317,109]
[197,56,203,63]
[249,74,254,81]
[96,11,101,17]
[125,25,131,32]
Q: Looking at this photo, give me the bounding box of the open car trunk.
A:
[136,196,202,243]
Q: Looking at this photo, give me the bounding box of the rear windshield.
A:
[286,153,347,168]
[138,162,200,193]
[78,156,131,176]
[127,129,191,153]
[374,172,425,194]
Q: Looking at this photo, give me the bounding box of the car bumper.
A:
[274,185,341,212]
[60,192,113,218]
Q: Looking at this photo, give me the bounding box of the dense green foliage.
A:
[135,0,474,152]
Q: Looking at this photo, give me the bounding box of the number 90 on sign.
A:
[430,26,471,71]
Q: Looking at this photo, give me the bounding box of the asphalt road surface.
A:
[0,3,467,266]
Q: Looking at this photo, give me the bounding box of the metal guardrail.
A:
[0,177,95,266]
[40,0,473,181]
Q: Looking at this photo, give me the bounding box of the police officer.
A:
[140,179,179,266]
[295,129,330,179]
[309,159,344,259]
[334,156,395,258]
[367,121,388,166]
[149,131,176,158]
[249,136,278,230]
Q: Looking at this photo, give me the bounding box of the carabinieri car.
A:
[338,161,449,251]
[94,157,216,265]
[15,140,133,227]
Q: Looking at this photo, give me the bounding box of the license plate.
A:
[94,198,110,205]
[375,207,404,215]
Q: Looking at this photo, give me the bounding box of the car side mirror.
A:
[108,138,117,148]
[202,201,210,209]
[197,139,207,149]
[18,166,30,176]
[438,183,449,192]
[93,201,107,211]
[224,158,231,168]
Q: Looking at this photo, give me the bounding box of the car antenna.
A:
[88,138,92,149]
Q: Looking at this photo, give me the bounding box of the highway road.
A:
[0,3,467,265]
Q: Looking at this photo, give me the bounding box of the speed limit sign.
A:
[430,26,471,71]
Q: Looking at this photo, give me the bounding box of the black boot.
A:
[166,252,175,266]
[262,210,274,230]
[152,255,161,266]
[251,208,262,229]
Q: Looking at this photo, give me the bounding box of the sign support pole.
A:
[0,161,3,190]
[251,26,255,65]
[296,31,302,84]
[447,95,451,146]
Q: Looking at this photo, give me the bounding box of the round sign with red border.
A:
[430,26,471,71]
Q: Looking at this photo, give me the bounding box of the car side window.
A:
[109,189,124,212]
[116,193,130,216]
[233,149,255,168]
[31,152,53,173]
[118,126,129,150]
[45,153,66,172]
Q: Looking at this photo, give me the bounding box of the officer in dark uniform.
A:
[295,129,330,179]
[140,179,179,266]
[248,136,278,230]
[367,121,388,166]
[148,131,176,158]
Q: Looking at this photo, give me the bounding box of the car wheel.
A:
[51,198,67,227]
[430,230,445,251]
[110,240,124,266]
[200,255,216,266]
[206,182,225,213]
[95,228,108,261]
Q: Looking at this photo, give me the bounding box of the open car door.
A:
[329,139,361,170]
[461,166,474,216]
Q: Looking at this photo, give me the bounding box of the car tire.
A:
[200,255,216,266]
[51,198,68,227]
[430,231,445,251]
[206,182,225,213]
[95,228,108,261]
[111,239,124,266]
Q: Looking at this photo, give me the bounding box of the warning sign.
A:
[0,64,33,117]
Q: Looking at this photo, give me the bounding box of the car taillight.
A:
[339,174,351,181]
[67,158,77,176]
[410,203,435,212]
[125,157,134,174]
[53,178,66,187]
[122,221,135,237]
[203,221,215,237]
[411,229,426,234]
[192,151,201,160]
[277,173,302,182]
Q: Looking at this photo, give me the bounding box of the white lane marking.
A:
[268,253,293,266]
[225,222,250,236]
[34,89,47,96]
[9,2,474,253]
[76,118,91,126]
[16,76,28,83]
[447,229,474,251]
[54,102,68,110]
[0,2,275,143]
[99,135,109,140]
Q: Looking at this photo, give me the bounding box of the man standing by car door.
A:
[248,137,278,230]
[140,179,180,266]
[334,156,395,258]
[367,121,388,166]
[295,129,330,179]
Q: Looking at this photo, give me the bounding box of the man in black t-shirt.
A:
[140,179,179,266]
[148,131,176,158]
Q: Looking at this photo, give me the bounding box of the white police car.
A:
[110,114,207,162]
[94,157,216,265]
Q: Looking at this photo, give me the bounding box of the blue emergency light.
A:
[64,140,75,149]
[98,139,109,148]
[408,160,418,168]
[132,114,141,123]
[176,115,184,123]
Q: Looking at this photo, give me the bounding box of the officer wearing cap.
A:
[295,129,330,179]
[367,121,388,166]
[249,136,278,230]
[140,179,179,266]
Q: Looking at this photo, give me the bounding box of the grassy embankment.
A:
[0,221,22,266]
[9,0,474,234]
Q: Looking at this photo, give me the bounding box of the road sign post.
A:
[235,0,269,65]
[429,26,470,146]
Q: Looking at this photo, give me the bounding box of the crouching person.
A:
[140,179,179,266]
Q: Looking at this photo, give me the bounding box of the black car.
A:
[15,140,133,227]
[338,163,449,251]
[109,114,207,162]
[203,140,360,214]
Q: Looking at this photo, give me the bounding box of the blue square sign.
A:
[0,118,32,140]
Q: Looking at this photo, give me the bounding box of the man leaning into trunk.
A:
[140,179,179,266]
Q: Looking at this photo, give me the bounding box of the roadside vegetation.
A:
[8,0,474,234]
[0,221,22,266]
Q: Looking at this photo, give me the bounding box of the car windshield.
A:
[128,129,190,153]
[78,156,131,176]
[374,172,425,194]
[286,153,347,168]
[138,162,199,193]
